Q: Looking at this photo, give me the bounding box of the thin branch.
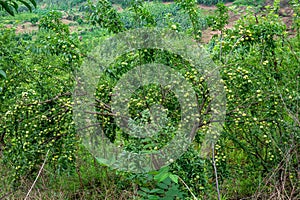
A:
[212,144,221,200]
[26,92,72,106]
[24,149,50,200]
[0,191,13,200]
[178,176,198,200]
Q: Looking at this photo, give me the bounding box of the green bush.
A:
[120,2,207,33]
[30,16,38,24]
[0,11,82,184]
[207,4,300,197]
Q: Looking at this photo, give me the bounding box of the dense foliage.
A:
[0,10,82,184]
[0,0,299,199]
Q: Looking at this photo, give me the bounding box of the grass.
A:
[0,12,38,24]
[0,146,136,199]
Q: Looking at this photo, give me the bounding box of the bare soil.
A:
[200,2,238,43]
[5,18,79,34]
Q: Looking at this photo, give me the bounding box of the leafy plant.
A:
[206,2,300,198]
[175,0,203,40]
[135,167,186,200]
[0,11,82,184]
[207,3,229,32]
[0,69,5,78]
[29,15,38,24]
[129,0,156,27]
[87,0,125,33]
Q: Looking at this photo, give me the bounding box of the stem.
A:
[220,31,223,62]
[212,144,221,200]
[178,176,198,200]
[24,149,50,200]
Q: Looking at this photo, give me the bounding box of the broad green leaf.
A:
[11,1,18,11]
[154,172,170,182]
[149,188,164,194]
[0,70,6,78]
[28,0,36,8]
[168,174,179,184]
[157,182,168,189]
[148,195,159,200]
[137,190,147,197]
[18,0,33,12]
[0,1,14,16]
[140,187,150,192]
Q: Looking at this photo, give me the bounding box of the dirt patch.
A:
[61,19,79,33]
[61,19,75,25]
[5,22,39,34]
[162,2,173,5]
[5,18,79,34]
[201,29,220,43]
[15,22,38,34]
[198,2,233,10]
[40,3,47,9]
[201,3,239,43]
[113,4,123,12]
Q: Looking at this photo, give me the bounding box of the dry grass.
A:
[0,152,137,200]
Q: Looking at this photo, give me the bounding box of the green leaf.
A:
[11,1,18,11]
[0,70,6,78]
[149,188,164,194]
[159,166,169,173]
[154,172,170,182]
[140,187,150,192]
[0,1,14,16]
[137,190,147,197]
[28,0,36,8]
[168,174,179,184]
[157,182,168,189]
[143,143,155,149]
[18,0,33,12]
[148,195,159,200]
[95,157,110,166]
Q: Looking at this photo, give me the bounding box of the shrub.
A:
[0,11,82,184]
[30,16,39,24]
